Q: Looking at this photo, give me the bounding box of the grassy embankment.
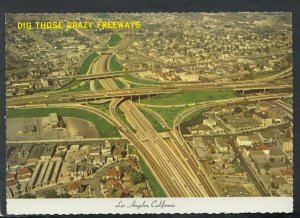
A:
[180,108,209,134]
[7,108,120,138]
[139,90,237,106]
[128,145,167,197]
[108,33,121,47]
[139,108,167,132]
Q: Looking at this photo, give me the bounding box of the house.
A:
[56,143,68,153]
[267,107,287,123]
[100,155,107,166]
[6,173,16,187]
[105,167,121,180]
[102,142,111,155]
[113,147,123,160]
[16,167,31,182]
[269,159,289,173]
[189,125,212,135]
[107,154,114,163]
[269,149,285,159]
[249,150,266,160]
[214,137,230,153]
[258,130,275,144]
[105,179,122,190]
[279,137,293,152]
[236,136,252,147]
[66,181,82,195]
[127,157,138,170]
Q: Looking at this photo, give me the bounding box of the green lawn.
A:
[139,90,237,106]
[282,97,293,106]
[7,108,120,138]
[69,82,90,92]
[55,80,81,91]
[108,33,121,47]
[143,106,186,129]
[78,52,99,75]
[95,80,104,90]
[88,102,110,115]
[115,107,135,131]
[128,145,166,197]
[109,55,123,72]
[113,78,125,89]
[139,108,167,132]
[180,108,209,134]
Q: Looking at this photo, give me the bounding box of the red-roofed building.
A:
[278,169,293,182]
[66,181,82,195]
[6,173,16,187]
[127,158,138,170]
[105,179,122,189]
[105,168,121,180]
[17,167,31,182]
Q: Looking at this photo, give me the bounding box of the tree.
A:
[234,106,242,113]
[131,171,146,184]
[42,189,57,198]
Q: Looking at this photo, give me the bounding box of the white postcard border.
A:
[7,197,293,215]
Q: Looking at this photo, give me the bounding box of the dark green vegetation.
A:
[180,108,209,134]
[115,107,135,131]
[108,33,121,47]
[128,145,166,197]
[139,108,167,132]
[55,80,81,91]
[78,52,99,75]
[232,160,244,173]
[145,106,186,128]
[89,102,110,115]
[95,80,103,90]
[113,78,126,89]
[282,97,293,106]
[139,90,237,106]
[7,108,120,138]
[109,55,123,72]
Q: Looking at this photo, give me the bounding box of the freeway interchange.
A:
[7,40,292,197]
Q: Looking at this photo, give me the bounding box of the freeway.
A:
[91,48,216,196]
[7,80,291,106]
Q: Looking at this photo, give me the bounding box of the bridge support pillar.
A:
[138,96,141,103]
[242,90,245,95]
[131,96,133,101]
[148,94,150,99]
[263,89,266,93]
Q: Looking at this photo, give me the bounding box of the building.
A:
[27,144,45,163]
[215,137,230,153]
[17,144,32,159]
[40,144,56,160]
[16,167,31,182]
[236,136,252,147]
[279,137,293,152]
[258,129,275,144]
[203,119,217,128]
[253,112,272,127]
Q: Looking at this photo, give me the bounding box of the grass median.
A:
[7,107,120,138]
[139,90,237,106]
[142,106,186,129]
[108,33,121,47]
[109,54,123,72]
[78,52,99,75]
[139,108,167,132]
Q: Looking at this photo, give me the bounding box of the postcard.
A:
[5,12,293,214]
